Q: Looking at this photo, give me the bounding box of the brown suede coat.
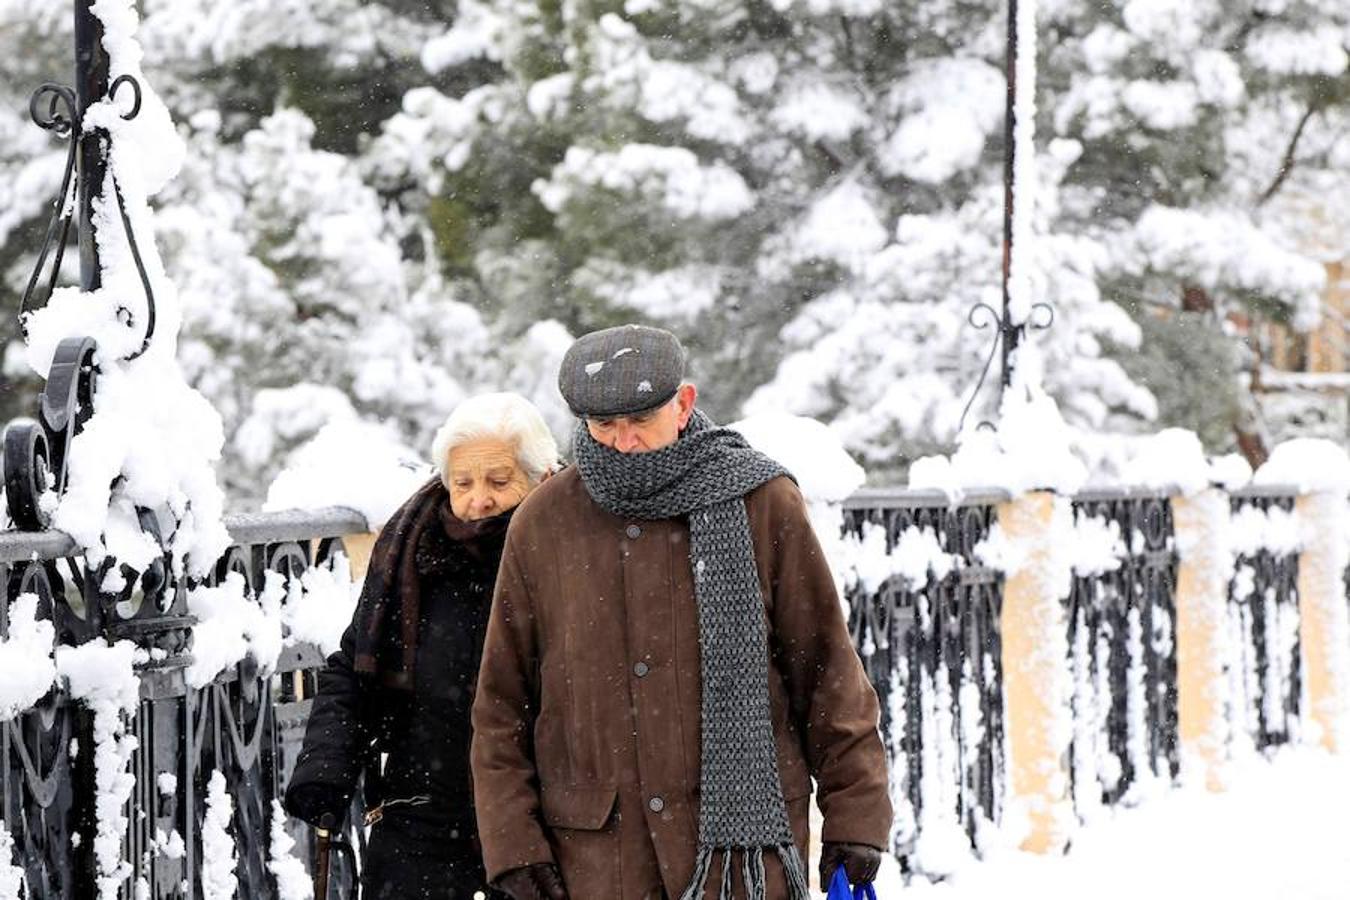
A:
[471,468,891,899]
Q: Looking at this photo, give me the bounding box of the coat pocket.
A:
[539,784,618,830]
[540,785,621,895]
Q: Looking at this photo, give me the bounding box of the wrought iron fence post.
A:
[7,0,151,529]
[70,706,99,896]
[73,0,108,291]
[69,4,110,891]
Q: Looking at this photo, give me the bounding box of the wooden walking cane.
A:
[313,813,337,899]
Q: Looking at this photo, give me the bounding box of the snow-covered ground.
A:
[875,746,1350,899]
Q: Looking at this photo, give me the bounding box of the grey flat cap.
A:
[558,324,685,418]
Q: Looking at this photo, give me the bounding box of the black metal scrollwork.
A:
[19,74,156,358]
[4,337,99,529]
[6,69,163,530]
[957,300,1057,436]
[1066,493,1179,811]
[20,85,80,336]
[843,499,1005,867]
[3,558,80,897]
[103,74,157,360]
[1228,493,1301,749]
[958,303,1003,435]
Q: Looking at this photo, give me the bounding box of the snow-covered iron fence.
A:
[842,482,1316,876]
[1066,489,1179,817]
[1,508,365,899]
[1227,488,1301,751]
[0,481,1337,895]
[841,488,1006,871]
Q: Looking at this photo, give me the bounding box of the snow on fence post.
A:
[1294,489,1350,752]
[1254,440,1350,753]
[1123,430,1251,788]
[912,339,1083,856]
[338,532,377,582]
[1171,488,1234,789]
[994,490,1074,854]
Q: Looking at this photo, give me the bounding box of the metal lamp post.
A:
[1001,0,1023,388]
[958,0,1054,433]
[73,0,110,291]
[6,0,158,531]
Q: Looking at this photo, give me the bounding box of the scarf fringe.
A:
[747,847,767,897]
[677,847,715,900]
[777,844,812,900]
[678,845,811,900]
[720,849,735,898]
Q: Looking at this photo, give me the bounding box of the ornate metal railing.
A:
[842,487,1007,868]
[843,483,1310,873]
[1,508,366,899]
[0,483,1323,894]
[1227,486,1301,750]
[1066,489,1178,814]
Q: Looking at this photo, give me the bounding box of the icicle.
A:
[1071,603,1102,821]
[1125,605,1150,790]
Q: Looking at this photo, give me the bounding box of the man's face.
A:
[586,384,698,453]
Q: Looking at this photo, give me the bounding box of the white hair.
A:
[431,392,559,486]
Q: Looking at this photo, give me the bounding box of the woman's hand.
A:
[283,782,348,828]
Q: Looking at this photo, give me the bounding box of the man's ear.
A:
[675,383,698,429]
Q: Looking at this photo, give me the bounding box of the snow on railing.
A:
[841,487,1007,876]
[2,478,1348,895]
[841,477,1349,881]
[0,507,363,899]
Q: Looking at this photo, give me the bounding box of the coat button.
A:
[634,661,650,677]
[626,524,642,539]
[648,796,664,813]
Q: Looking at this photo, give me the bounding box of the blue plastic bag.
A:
[827,866,878,900]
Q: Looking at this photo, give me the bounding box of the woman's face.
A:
[446,437,534,521]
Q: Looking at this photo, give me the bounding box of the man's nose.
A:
[615,423,642,453]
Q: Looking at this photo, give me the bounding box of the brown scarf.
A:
[352,477,513,688]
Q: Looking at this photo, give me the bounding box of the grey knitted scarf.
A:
[573,410,811,900]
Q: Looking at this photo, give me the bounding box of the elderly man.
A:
[471,325,891,900]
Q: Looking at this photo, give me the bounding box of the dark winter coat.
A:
[286,493,510,895]
[471,468,892,899]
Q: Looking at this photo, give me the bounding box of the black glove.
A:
[283,782,349,828]
[819,841,883,886]
[495,863,569,900]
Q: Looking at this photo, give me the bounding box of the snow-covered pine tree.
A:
[138,0,561,499]
[372,0,1163,478]
[727,0,1163,474]
[0,1,573,500]
[4,0,1344,494]
[1042,0,1348,463]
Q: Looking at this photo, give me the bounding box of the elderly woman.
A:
[285,392,558,900]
